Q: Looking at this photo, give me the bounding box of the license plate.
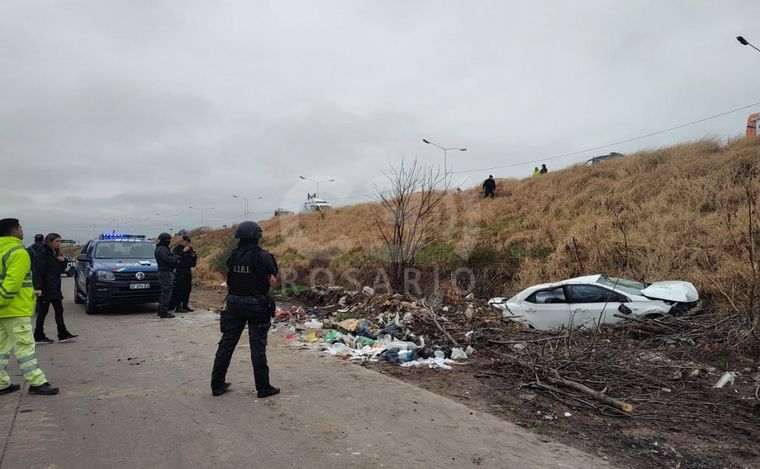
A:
[130,283,150,290]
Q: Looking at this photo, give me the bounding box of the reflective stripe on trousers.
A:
[0,316,48,388]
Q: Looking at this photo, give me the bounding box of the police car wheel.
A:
[85,284,98,315]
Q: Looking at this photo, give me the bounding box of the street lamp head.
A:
[299,176,306,180]
[329,179,335,182]
[232,194,240,199]
[737,36,749,46]
[422,139,431,144]
[459,148,467,151]
[256,196,263,200]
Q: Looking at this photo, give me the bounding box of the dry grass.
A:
[192,137,760,312]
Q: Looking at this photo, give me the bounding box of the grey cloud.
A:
[1,0,759,243]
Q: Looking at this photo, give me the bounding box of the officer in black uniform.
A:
[168,235,197,313]
[211,221,280,398]
[482,175,496,198]
[154,232,182,319]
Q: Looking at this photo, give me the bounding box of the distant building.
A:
[303,193,333,213]
[274,208,294,217]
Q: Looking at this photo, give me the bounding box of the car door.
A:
[520,286,571,330]
[565,284,628,328]
[75,242,92,294]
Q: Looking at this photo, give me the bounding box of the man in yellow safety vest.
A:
[0,218,59,396]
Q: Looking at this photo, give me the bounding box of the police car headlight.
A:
[97,271,115,281]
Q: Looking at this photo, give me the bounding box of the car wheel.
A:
[85,283,98,315]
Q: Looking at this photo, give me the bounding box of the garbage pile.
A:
[274,285,498,369]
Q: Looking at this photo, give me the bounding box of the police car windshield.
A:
[94,241,154,259]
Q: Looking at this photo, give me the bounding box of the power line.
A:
[450,101,760,175]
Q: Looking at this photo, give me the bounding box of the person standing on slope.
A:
[483,175,496,199]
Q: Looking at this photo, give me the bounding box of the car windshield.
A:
[596,276,645,296]
[94,241,154,259]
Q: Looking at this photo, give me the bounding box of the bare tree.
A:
[374,159,450,289]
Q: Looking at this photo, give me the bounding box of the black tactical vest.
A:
[226,245,269,296]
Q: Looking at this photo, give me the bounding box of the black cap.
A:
[34,234,44,242]
[158,232,172,242]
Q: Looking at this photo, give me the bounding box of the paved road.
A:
[0,278,610,469]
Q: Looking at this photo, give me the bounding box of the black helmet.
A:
[158,232,172,242]
[235,221,262,240]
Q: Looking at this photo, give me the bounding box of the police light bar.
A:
[98,233,146,240]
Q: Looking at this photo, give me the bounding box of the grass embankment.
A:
[190,137,760,313]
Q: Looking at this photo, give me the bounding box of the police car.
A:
[73,234,160,314]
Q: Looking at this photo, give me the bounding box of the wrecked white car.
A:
[488,274,701,330]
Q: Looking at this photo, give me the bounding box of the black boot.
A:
[158,310,175,318]
[212,382,231,396]
[257,386,280,399]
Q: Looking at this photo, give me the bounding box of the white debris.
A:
[451,347,468,360]
[401,358,457,370]
[713,371,737,389]
[304,319,323,330]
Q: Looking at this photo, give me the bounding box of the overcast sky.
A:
[1,1,759,242]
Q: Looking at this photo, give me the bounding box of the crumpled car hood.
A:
[641,281,699,303]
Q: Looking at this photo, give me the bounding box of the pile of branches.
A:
[470,313,759,434]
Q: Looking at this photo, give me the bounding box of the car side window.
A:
[567,285,627,303]
[526,286,567,304]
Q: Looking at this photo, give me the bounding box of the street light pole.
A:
[155,213,178,230]
[422,138,467,176]
[189,206,214,227]
[299,176,335,199]
[737,36,760,54]
[232,195,262,220]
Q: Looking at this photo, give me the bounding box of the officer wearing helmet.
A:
[211,221,280,398]
[154,232,184,319]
